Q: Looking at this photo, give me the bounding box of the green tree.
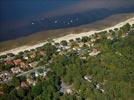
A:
[60,40,68,46]
[82,36,89,43]
[16,88,25,98]
[43,43,56,58]
[31,82,42,97]
[11,76,20,87]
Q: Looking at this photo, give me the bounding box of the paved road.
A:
[16,64,49,77]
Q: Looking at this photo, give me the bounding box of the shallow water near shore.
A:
[0,0,134,42]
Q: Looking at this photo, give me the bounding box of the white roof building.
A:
[84,75,92,83]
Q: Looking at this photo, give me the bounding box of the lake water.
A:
[0,0,134,42]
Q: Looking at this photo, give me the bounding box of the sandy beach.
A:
[0,17,134,56]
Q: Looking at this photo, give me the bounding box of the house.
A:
[100,89,105,93]
[34,71,47,78]
[0,86,4,96]
[84,75,92,83]
[0,91,4,96]
[4,56,14,61]
[107,35,113,40]
[40,70,49,78]
[34,68,50,78]
[59,51,64,55]
[60,81,73,94]
[89,49,101,56]
[90,38,96,42]
[96,34,102,40]
[22,53,28,60]
[95,83,105,93]
[84,43,91,47]
[26,78,36,86]
[29,52,36,58]
[78,42,83,47]
[42,71,47,77]
[23,56,28,60]
[88,41,95,47]
[122,32,129,38]
[29,61,38,68]
[57,48,61,52]
[11,67,22,74]
[96,83,100,89]
[72,47,77,51]
[20,62,29,70]
[4,60,14,66]
[0,58,3,62]
[126,32,129,36]
[0,71,11,83]
[39,51,46,56]
[66,89,73,94]
[57,45,70,51]
[80,56,86,60]
[91,43,94,47]
[21,81,29,88]
[115,51,122,56]
[13,59,22,66]
[34,71,39,77]
[63,46,70,51]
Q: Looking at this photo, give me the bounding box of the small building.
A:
[89,49,101,56]
[84,75,92,83]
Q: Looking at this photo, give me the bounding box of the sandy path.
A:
[0,17,134,56]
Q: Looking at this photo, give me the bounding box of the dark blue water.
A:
[0,0,134,42]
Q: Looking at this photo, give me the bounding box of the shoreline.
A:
[0,17,134,56]
[0,13,134,52]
